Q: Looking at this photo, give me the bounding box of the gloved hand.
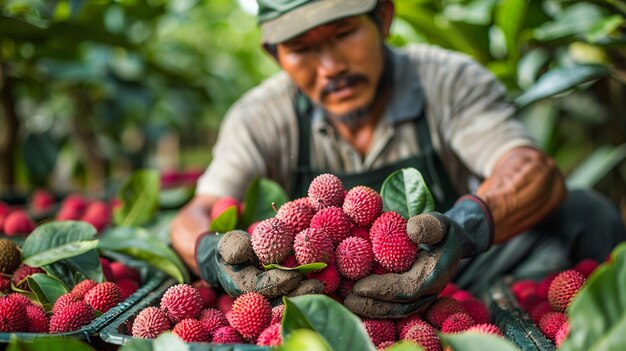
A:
[196,230,324,299]
[343,195,493,318]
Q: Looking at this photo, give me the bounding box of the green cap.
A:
[257,0,378,44]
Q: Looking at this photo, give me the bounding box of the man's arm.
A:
[476,146,566,243]
[170,194,219,275]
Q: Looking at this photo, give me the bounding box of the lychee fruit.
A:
[251,218,295,265]
[309,206,352,246]
[460,297,490,324]
[3,210,35,236]
[173,318,210,342]
[538,312,567,342]
[81,201,111,232]
[335,237,374,280]
[117,278,139,299]
[160,284,203,323]
[229,291,272,342]
[402,319,441,351]
[350,226,370,241]
[100,257,114,281]
[192,280,217,309]
[536,272,558,299]
[6,293,32,308]
[257,323,282,346]
[466,323,503,336]
[397,313,423,338]
[343,186,382,227]
[0,276,11,292]
[307,261,341,295]
[56,195,88,220]
[71,279,98,298]
[0,238,21,274]
[337,278,356,299]
[49,301,94,333]
[439,283,459,297]
[110,262,141,283]
[294,228,334,265]
[370,212,418,273]
[212,325,243,344]
[198,308,229,335]
[555,320,569,347]
[131,306,171,339]
[217,293,234,314]
[308,173,345,211]
[530,301,552,323]
[276,198,317,234]
[0,296,28,332]
[12,264,46,290]
[363,319,396,347]
[371,261,390,275]
[449,289,473,302]
[280,255,298,267]
[30,189,55,215]
[247,222,260,236]
[26,304,49,333]
[511,279,538,304]
[84,282,123,313]
[441,312,475,333]
[425,297,466,329]
[271,304,285,325]
[548,270,585,312]
[210,196,241,220]
[574,258,599,278]
[52,293,82,315]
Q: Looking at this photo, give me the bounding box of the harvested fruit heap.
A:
[511,259,598,348]
[0,237,141,334]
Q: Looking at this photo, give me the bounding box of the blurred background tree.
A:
[1,0,625,219]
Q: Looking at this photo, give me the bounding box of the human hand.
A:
[343,195,493,318]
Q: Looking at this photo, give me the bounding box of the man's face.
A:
[275,15,385,117]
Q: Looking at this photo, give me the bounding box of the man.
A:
[171,0,625,318]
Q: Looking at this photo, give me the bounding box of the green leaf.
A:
[283,295,376,351]
[277,329,332,351]
[241,177,289,227]
[560,242,626,351]
[43,262,76,288]
[495,0,527,64]
[23,239,99,267]
[27,273,68,312]
[114,169,160,227]
[209,206,238,233]
[99,227,189,283]
[586,15,625,43]
[384,341,424,351]
[567,144,626,189]
[515,65,610,108]
[63,250,104,283]
[7,336,96,351]
[381,168,435,219]
[533,3,604,41]
[21,221,98,265]
[440,333,520,351]
[158,185,195,210]
[264,262,327,274]
[153,332,190,351]
[118,338,153,351]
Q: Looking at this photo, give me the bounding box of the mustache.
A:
[319,74,369,100]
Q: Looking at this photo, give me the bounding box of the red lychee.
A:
[548,270,585,312]
[56,195,88,220]
[342,186,382,227]
[192,280,217,309]
[539,312,567,342]
[555,320,569,347]
[199,308,229,335]
[131,306,171,339]
[117,278,139,299]
[251,218,295,265]
[229,291,272,342]
[109,262,140,284]
[49,301,94,333]
[403,319,441,351]
[217,293,234,314]
[84,282,123,313]
[308,173,345,211]
[370,212,418,273]
[210,196,241,220]
[71,279,98,298]
[536,272,558,300]
[335,237,374,280]
[26,304,48,333]
[441,312,475,333]
[160,284,203,323]
[511,279,538,305]
[271,304,285,325]
[3,210,35,236]
[439,283,459,297]
[212,325,243,344]
[530,300,552,323]
[397,313,423,338]
[276,198,317,234]
[0,296,28,332]
[257,323,282,346]
[363,319,396,347]
[6,293,32,308]
[293,228,334,265]
[574,258,599,278]
[30,189,55,215]
[337,278,356,299]
[81,201,111,232]
[52,293,82,315]
[466,323,503,336]
[425,297,465,329]
[0,276,10,292]
[307,261,341,295]
[350,226,370,241]
[460,297,490,324]
[100,257,114,281]
[12,264,46,290]
[309,206,352,246]
[173,318,210,342]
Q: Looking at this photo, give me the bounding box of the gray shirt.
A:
[196,44,536,199]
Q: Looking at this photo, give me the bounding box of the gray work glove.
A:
[196,230,323,299]
[344,195,493,318]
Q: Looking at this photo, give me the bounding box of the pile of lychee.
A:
[511,259,597,348]
[0,237,142,334]
[0,191,113,236]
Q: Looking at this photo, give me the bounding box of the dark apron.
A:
[289,92,459,212]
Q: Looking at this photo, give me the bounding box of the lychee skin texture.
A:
[308,173,345,211]
[271,304,285,325]
[574,259,599,278]
[199,308,229,335]
[160,284,203,323]
[84,282,123,313]
[441,312,475,333]
[7,293,32,308]
[81,201,111,232]
[555,321,570,347]
[370,212,418,273]
[257,323,282,346]
[530,301,552,323]
[0,296,28,332]
[363,319,396,347]
[276,198,317,234]
[210,196,241,220]
[397,313,424,338]
[71,279,98,298]
[460,297,491,324]
[3,210,35,236]
[548,270,585,313]
[294,228,334,265]
[251,218,295,265]
[192,280,217,309]
[212,325,243,344]
[229,291,272,342]
[539,312,567,342]
[26,304,48,333]
[343,186,383,227]
[0,276,11,292]
[12,265,46,290]
[403,319,441,351]
[307,262,341,295]
[350,226,370,241]
[536,272,558,300]
[53,293,82,315]
[217,294,235,314]
[110,262,141,283]
[466,323,503,336]
[173,318,210,343]
[132,307,171,339]
[309,206,353,246]
[425,297,466,329]
[117,278,139,299]
[335,237,374,280]
[49,301,95,333]
[0,238,21,274]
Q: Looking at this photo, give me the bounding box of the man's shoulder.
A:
[232,72,296,111]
